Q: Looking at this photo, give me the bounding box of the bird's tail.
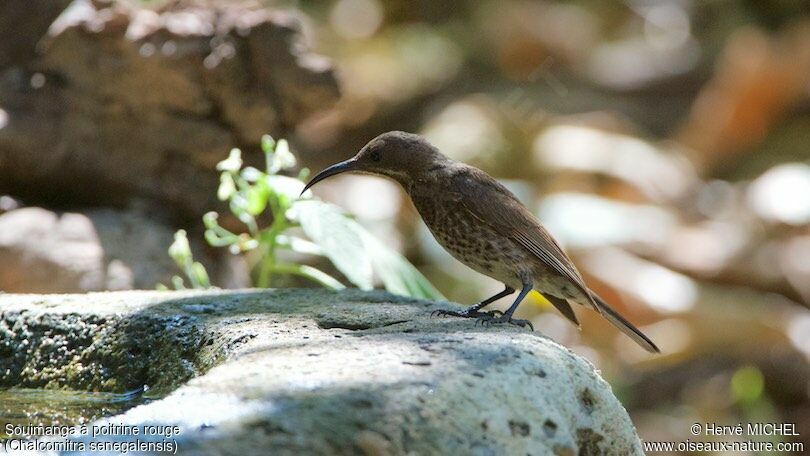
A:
[591,293,660,353]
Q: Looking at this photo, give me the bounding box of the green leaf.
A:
[296,265,345,290]
[291,199,444,299]
[277,235,323,255]
[165,133,444,298]
[361,233,445,300]
[292,200,374,290]
[273,263,346,290]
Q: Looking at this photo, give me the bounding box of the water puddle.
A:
[0,387,155,440]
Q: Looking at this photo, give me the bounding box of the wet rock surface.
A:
[0,289,643,455]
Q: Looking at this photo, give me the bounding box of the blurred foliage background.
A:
[0,0,808,453]
[285,1,810,453]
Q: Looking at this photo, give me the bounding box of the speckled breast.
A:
[408,188,528,289]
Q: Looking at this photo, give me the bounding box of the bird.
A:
[302,131,660,353]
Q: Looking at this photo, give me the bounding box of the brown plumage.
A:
[302,131,659,353]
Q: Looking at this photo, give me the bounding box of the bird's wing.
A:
[450,166,598,311]
[591,292,660,353]
[544,294,580,326]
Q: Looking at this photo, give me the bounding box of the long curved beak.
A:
[301,158,358,195]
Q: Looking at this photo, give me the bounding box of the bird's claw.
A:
[474,314,534,331]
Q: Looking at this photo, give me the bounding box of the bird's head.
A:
[301,131,450,193]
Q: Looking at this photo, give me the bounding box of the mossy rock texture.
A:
[0,289,644,455]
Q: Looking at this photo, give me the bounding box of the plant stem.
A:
[185,259,200,288]
[256,213,287,288]
[257,242,275,288]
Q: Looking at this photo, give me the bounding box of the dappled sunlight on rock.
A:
[2,290,647,454]
[0,208,104,292]
[111,390,268,429]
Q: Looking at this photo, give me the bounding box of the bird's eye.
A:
[370,150,381,162]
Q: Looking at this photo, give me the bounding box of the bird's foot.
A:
[431,308,503,319]
[474,314,534,331]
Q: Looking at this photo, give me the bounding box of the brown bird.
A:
[302,131,659,353]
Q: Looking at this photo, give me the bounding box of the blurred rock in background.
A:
[0,0,339,292]
[0,0,338,217]
[0,206,206,292]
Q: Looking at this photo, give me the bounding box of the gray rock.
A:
[0,0,339,216]
[0,207,106,293]
[0,289,643,455]
[0,207,212,292]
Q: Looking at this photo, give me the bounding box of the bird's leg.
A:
[476,282,534,330]
[432,285,515,319]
